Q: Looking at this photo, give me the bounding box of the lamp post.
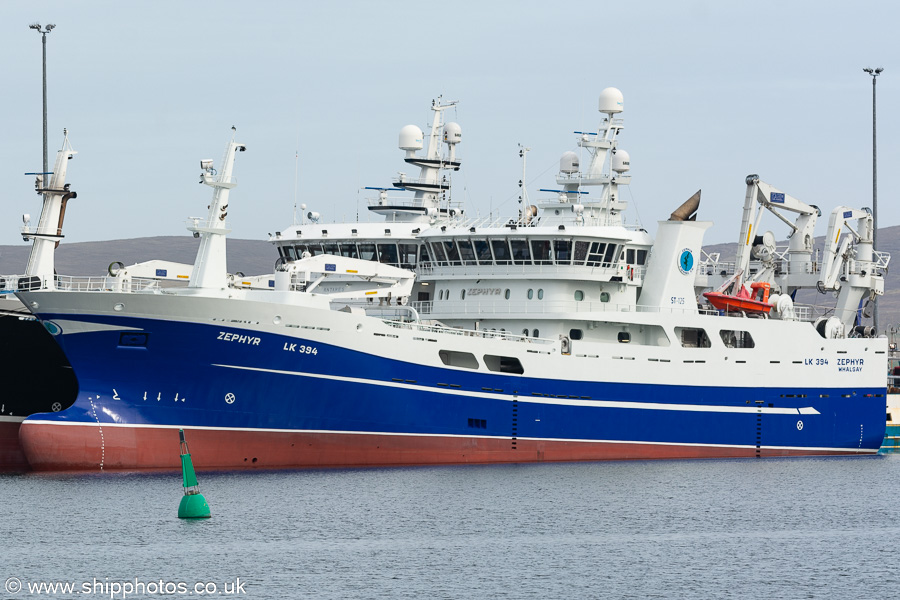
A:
[863,66,883,333]
[28,23,55,176]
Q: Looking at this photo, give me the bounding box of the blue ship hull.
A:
[19,311,887,471]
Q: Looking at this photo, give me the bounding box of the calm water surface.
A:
[3,455,899,599]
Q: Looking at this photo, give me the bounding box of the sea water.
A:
[3,455,899,599]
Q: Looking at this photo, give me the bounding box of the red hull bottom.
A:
[20,422,864,472]
[0,419,30,473]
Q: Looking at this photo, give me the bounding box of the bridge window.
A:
[457,240,477,265]
[510,239,532,265]
[399,243,417,268]
[443,241,461,266]
[554,240,572,264]
[491,239,512,265]
[473,239,493,264]
[574,241,589,265]
[358,243,377,262]
[429,241,447,264]
[531,240,552,265]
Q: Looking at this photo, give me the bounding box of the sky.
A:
[0,0,898,252]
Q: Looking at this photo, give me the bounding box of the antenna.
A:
[518,143,531,206]
[292,149,299,225]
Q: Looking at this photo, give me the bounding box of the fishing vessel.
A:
[17,89,889,471]
[0,133,79,470]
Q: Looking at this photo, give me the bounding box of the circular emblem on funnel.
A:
[677,249,694,275]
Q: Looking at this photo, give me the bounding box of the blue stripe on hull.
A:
[28,314,887,455]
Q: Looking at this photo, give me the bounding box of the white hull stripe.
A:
[19,419,874,454]
[212,363,822,416]
[0,416,26,424]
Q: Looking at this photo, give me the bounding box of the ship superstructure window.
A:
[600,292,610,302]
[504,289,510,300]
[358,243,377,262]
[473,239,493,264]
[340,243,359,259]
[531,240,552,265]
[399,243,417,268]
[377,243,398,265]
[533,328,540,338]
[720,330,755,349]
[677,327,712,348]
[618,332,631,343]
[575,290,584,301]
[324,243,340,256]
[527,289,534,299]
[483,354,525,374]
[283,246,297,260]
[444,241,462,265]
[570,329,583,340]
[574,241,589,265]
[604,244,618,265]
[624,248,649,265]
[537,289,544,300]
[586,242,607,267]
[429,241,447,264]
[439,350,479,369]
[461,289,466,300]
[419,244,430,264]
[555,240,572,264]
[457,240,477,265]
[492,239,512,265]
[510,239,532,265]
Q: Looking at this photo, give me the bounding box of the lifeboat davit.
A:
[704,282,773,314]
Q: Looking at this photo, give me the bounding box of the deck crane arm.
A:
[817,206,873,292]
[734,175,820,287]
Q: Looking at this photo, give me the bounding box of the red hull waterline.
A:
[20,421,871,472]
[0,418,30,473]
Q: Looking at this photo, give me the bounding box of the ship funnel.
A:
[669,190,701,221]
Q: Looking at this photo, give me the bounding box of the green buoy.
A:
[177,429,211,519]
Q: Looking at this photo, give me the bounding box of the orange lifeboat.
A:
[704,282,773,314]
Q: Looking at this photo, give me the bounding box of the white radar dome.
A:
[611,149,630,173]
[443,122,462,144]
[560,151,579,174]
[598,87,624,114]
[399,125,424,151]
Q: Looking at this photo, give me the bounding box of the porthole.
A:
[574,290,584,301]
[505,289,510,300]
[527,288,534,299]
[461,289,466,300]
[537,289,544,300]
[600,292,610,302]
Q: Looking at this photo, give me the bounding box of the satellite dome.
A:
[611,149,630,173]
[399,125,424,151]
[443,122,462,145]
[598,87,624,114]
[559,151,579,174]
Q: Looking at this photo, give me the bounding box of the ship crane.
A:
[734,175,820,291]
